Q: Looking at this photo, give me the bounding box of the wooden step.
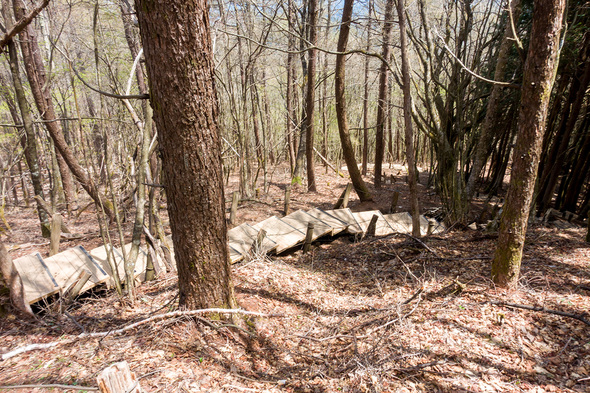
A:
[13,253,60,304]
[43,246,111,295]
[305,208,348,235]
[89,243,149,286]
[321,208,363,234]
[282,210,333,241]
[252,216,305,253]
[351,210,395,236]
[383,213,438,235]
[228,223,277,257]
[383,212,413,233]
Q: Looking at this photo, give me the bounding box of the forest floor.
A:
[1,163,590,392]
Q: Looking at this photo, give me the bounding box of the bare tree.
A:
[335,0,372,202]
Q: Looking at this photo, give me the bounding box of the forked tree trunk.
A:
[135,0,236,310]
[335,0,372,202]
[492,0,566,288]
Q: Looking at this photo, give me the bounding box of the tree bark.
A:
[397,0,421,237]
[335,0,372,202]
[305,0,318,192]
[2,35,50,236]
[361,0,372,176]
[492,0,566,288]
[0,241,33,315]
[374,0,394,188]
[135,0,236,310]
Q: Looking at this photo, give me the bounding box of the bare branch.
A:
[0,0,50,50]
[435,30,521,89]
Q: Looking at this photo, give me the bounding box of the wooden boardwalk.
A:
[13,208,444,305]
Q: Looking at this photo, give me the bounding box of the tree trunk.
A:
[397,0,421,237]
[361,0,372,176]
[286,0,297,173]
[305,0,318,192]
[335,0,372,202]
[0,241,32,315]
[374,0,394,188]
[3,38,50,236]
[135,0,236,310]
[492,0,566,288]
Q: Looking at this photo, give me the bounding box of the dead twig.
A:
[0,384,97,391]
[490,301,590,326]
[400,233,439,257]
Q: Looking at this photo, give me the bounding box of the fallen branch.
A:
[0,384,97,391]
[1,308,284,361]
[490,301,590,326]
[400,233,439,257]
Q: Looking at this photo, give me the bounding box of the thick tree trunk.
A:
[335,0,372,202]
[135,0,236,310]
[492,0,566,288]
[374,0,394,188]
[397,0,421,237]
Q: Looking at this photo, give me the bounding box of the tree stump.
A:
[97,361,142,393]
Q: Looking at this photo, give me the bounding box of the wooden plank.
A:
[229,245,244,263]
[321,208,363,234]
[162,234,244,265]
[44,246,110,294]
[383,212,413,233]
[282,210,333,241]
[252,216,305,253]
[121,243,149,283]
[13,253,60,304]
[228,223,277,256]
[352,211,395,236]
[88,243,149,286]
[305,208,348,235]
[383,213,436,235]
[427,218,446,234]
[88,244,123,287]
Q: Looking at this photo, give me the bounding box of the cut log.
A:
[97,361,142,393]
